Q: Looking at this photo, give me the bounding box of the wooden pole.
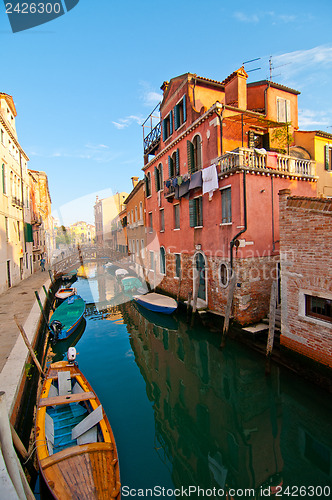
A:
[14,316,45,379]
[266,280,277,357]
[0,391,32,500]
[176,268,182,303]
[221,272,236,347]
[10,424,29,462]
[34,291,52,333]
[42,285,54,312]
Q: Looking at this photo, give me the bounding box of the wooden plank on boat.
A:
[71,405,103,440]
[40,442,114,470]
[58,371,71,396]
[39,391,95,407]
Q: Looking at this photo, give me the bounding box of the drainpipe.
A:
[230,170,247,270]
[215,105,224,156]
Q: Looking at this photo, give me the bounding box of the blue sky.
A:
[1,0,332,225]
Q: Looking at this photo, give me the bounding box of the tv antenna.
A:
[269,56,291,81]
[243,57,261,74]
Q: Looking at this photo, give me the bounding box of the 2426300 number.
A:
[275,485,331,497]
[5,3,62,14]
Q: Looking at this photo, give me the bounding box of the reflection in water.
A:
[52,263,332,498]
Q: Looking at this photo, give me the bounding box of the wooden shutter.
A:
[189,199,196,227]
[176,149,180,175]
[169,110,173,136]
[162,119,167,141]
[174,104,179,130]
[183,96,186,123]
[325,145,330,170]
[187,140,195,174]
[248,131,255,149]
[197,197,203,226]
[154,166,159,191]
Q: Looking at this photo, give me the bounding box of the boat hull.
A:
[36,361,121,500]
[49,295,85,341]
[133,292,177,315]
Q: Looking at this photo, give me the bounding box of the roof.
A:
[247,80,300,95]
[0,92,17,117]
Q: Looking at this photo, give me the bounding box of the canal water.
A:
[42,263,332,499]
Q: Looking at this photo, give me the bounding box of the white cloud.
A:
[112,114,143,129]
[139,80,162,107]
[233,11,259,23]
[27,144,119,163]
[298,109,330,129]
[274,45,332,75]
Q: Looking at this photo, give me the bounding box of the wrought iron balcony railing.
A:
[143,122,161,155]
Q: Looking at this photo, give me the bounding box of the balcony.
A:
[11,196,23,208]
[164,180,176,198]
[220,147,315,177]
[143,122,161,156]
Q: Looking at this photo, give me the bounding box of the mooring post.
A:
[265,280,277,374]
[34,291,52,334]
[42,285,54,312]
[221,273,237,347]
[0,391,35,500]
[14,316,45,379]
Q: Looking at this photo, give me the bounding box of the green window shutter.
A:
[189,199,196,227]
[24,223,33,243]
[325,145,330,170]
[2,164,4,194]
[174,104,179,130]
[176,149,180,175]
[198,197,203,226]
[162,119,167,141]
[169,110,173,135]
[154,166,159,191]
[183,95,186,123]
[187,140,195,174]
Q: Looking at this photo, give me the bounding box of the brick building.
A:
[142,68,317,325]
[279,190,332,368]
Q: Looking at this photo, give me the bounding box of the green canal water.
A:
[39,264,332,499]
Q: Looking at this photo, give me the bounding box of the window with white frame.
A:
[175,253,181,278]
[324,144,332,171]
[154,163,163,191]
[305,294,332,324]
[160,247,166,275]
[162,111,173,142]
[174,96,186,130]
[189,196,203,227]
[174,204,180,229]
[150,251,155,271]
[276,97,291,123]
[221,187,232,224]
[139,201,143,221]
[160,209,165,232]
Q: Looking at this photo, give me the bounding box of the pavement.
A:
[0,270,51,415]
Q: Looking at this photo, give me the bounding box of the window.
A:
[154,163,163,191]
[325,145,332,171]
[219,263,230,287]
[136,239,139,256]
[174,96,186,130]
[174,204,180,229]
[277,97,291,123]
[159,209,165,232]
[145,172,151,197]
[150,251,155,271]
[148,212,153,232]
[175,254,181,278]
[168,149,179,178]
[160,247,166,275]
[162,111,173,141]
[2,164,6,194]
[139,201,143,221]
[305,295,332,324]
[187,136,202,173]
[221,187,232,224]
[5,216,9,241]
[0,129,4,144]
[189,197,203,227]
[135,206,138,222]
[141,239,144,257]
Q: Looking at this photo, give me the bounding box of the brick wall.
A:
[279,189,332,368]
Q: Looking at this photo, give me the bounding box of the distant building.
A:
[70,221,95,246]
[94,192,128,246]
[279,189,332,368]
[0,92,33,294]
[294,130,332,198]
[124,177,146,277]
[28,169,54,270]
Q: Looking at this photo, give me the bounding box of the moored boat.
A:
[35,353,121,499]
[54,287,77,302]
[61,269,78,282]
[49,295,85,341]
[115,268,129,280]
[133,292,177,315]
[121,276,146,295]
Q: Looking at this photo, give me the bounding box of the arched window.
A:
[145,172,151,197]
[154,163,163,191]
[219,262,230,288]
[168,149,179,178]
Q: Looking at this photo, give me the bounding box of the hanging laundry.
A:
[177,176,183,186]
[189,170,203,190]
[178,179,190,198]
[266,151,278,169]
[202,164,219,200]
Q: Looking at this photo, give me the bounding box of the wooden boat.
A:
[121,276,146,295]
[54,287,77,302]
[49,295,85,341]
[36,359,121,499]
[133,301,178,330]
[62,269,78,282]
[133,292,177,315]
[115,268,129,279]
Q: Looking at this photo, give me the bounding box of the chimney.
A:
[224,67,248,110]
[131,176,139,188]
[160,81,169,93]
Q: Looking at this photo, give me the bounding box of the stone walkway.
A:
[0,270,51,414]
